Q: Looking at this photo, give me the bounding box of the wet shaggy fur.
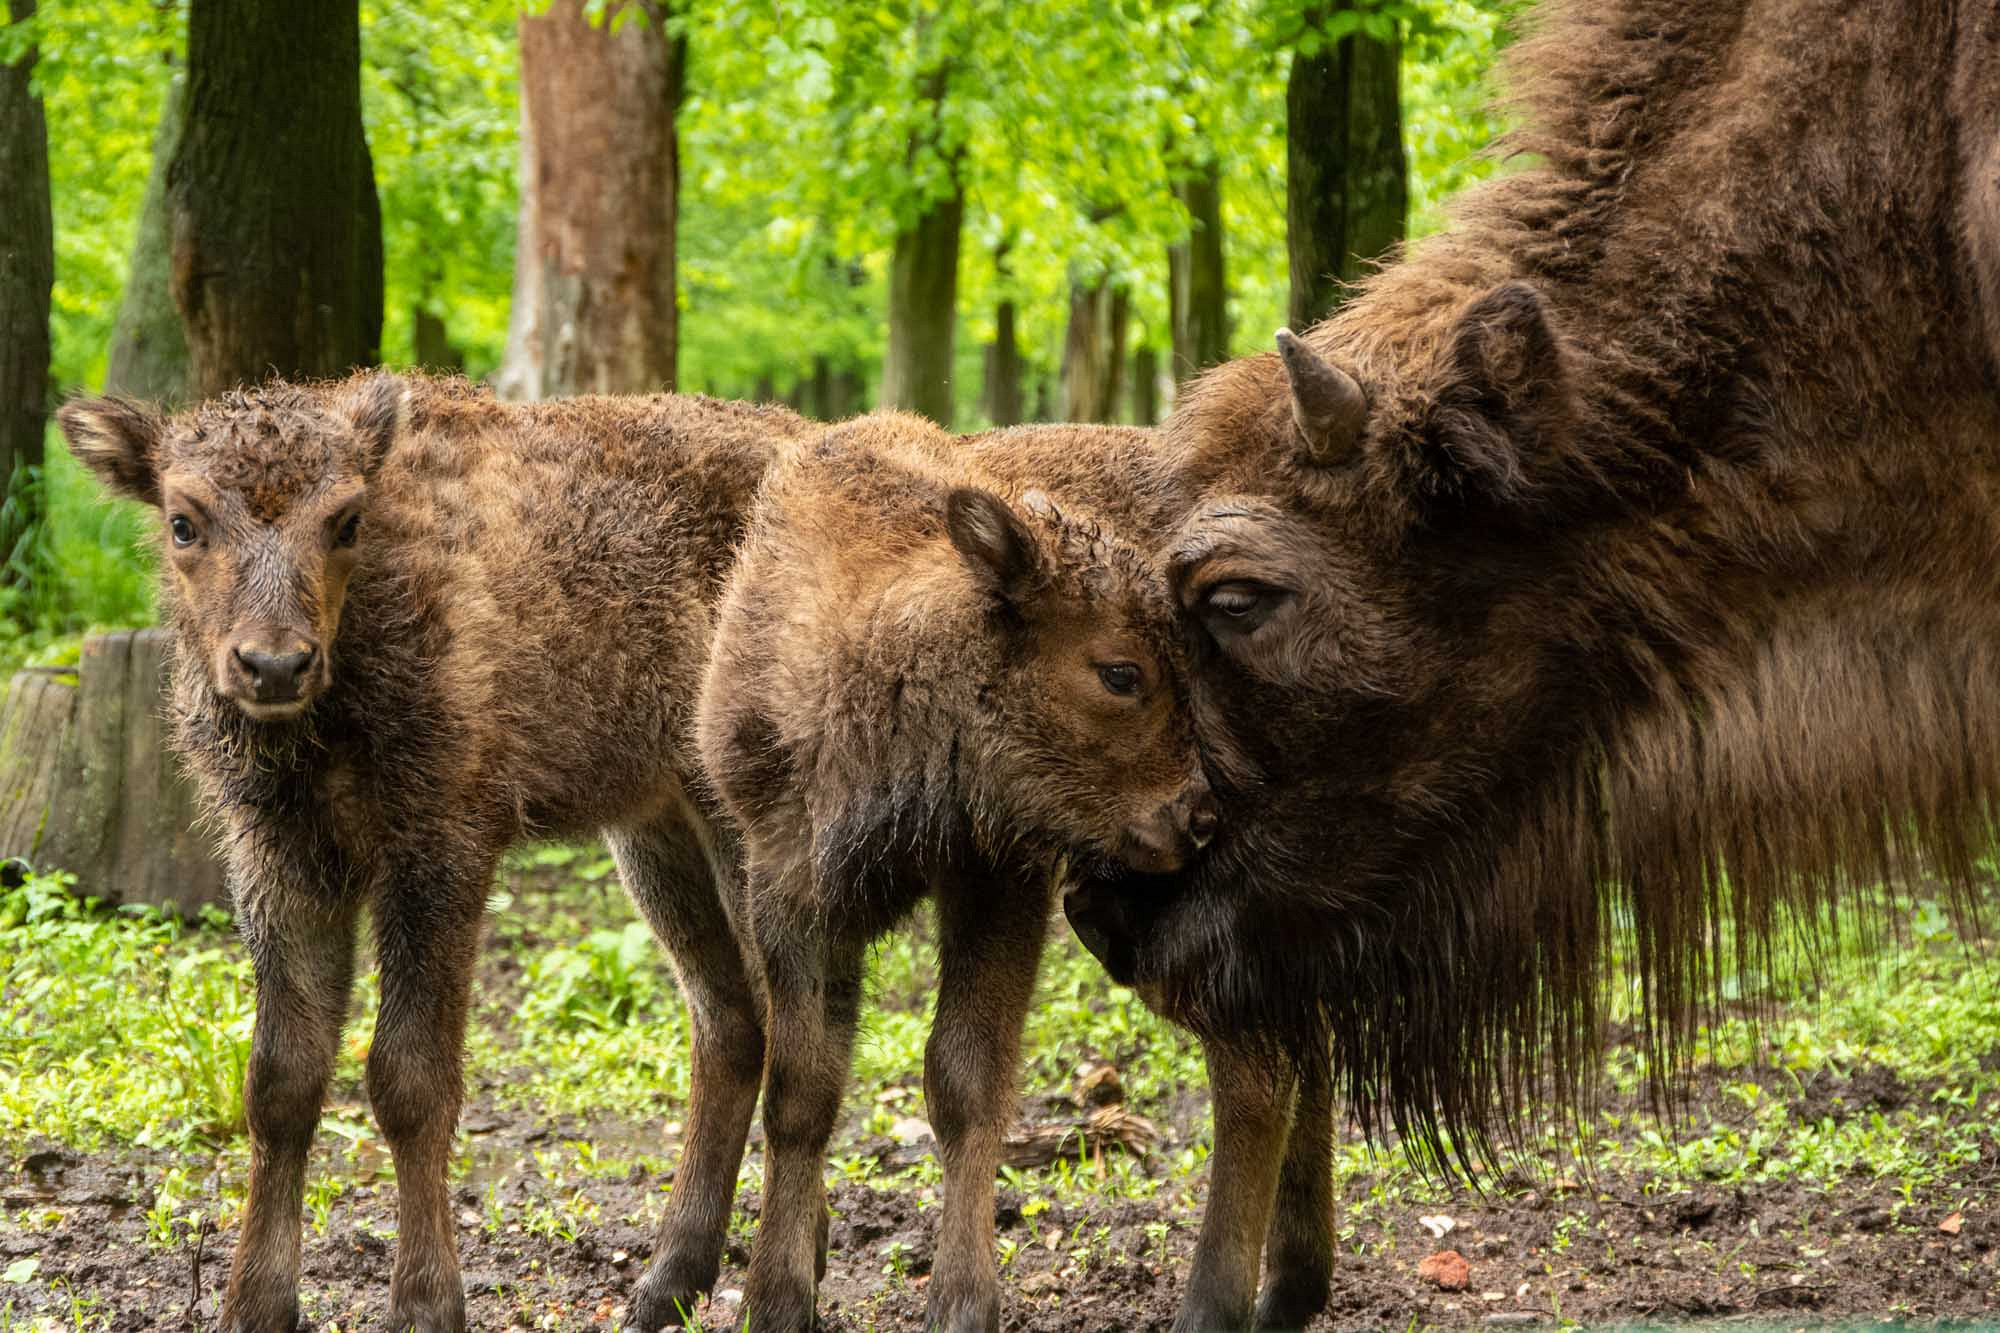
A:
[58,376,813,1333]
[1059,2,2000,1329]
[698,413,1208,1333]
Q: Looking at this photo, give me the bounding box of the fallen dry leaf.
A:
[1940,1212,1964,1235]
[1418,1213,1456,1239]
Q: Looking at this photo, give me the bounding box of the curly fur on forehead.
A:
[164,383,361,521]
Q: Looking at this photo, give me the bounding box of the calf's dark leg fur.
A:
[610,809,768,1330]
[221,878,360,1333]
[924,879,1054,1333]
[744,865,866,1333]
[365,847,493,1333]
[1171,1039,1298,1333]
[1254,1042,1335,1332]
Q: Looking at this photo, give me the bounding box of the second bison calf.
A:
[698,413,1214,1333]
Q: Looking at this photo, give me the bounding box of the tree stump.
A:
[0,629,225,914]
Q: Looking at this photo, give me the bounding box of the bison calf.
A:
[58,376,809,1333]
[698,413,1214,1333]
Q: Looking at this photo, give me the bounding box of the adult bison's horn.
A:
[1276,328,1367,465]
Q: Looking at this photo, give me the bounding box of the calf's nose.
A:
[1186,799,1219,850]
[233,644,318,702]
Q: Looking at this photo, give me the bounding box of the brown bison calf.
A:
[697,413,1213,1333]
[58,376,809,1333]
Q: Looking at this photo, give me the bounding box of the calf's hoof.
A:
[923,1279,999,1333]
[1170,1293,1255,1333]
[387,1283,467,1333]
[627,1263,707,1331]
[1253,1271,1331,1332]
[218,1288,303,1333]
[744,1265,817,1333]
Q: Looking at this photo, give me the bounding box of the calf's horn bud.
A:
[1276,328,1367,465]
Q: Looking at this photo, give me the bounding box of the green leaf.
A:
[3,1257,38,1283]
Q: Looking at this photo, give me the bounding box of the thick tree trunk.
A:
[169,0,382,397]
[1131,344,1159,425]
[1,0,51,549]
[1287,3,1407,330]
[1169,157,1228,384]
[498,0,685,399]
[0,631,225,913]
[882,187,964,426]
[106,72,191,404]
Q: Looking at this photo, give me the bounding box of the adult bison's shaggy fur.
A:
[698,414,1211,1333]
[58,377,811,1333]
[1066,1,2000,1328]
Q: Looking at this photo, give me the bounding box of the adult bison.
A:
[1066,2,2000,1329]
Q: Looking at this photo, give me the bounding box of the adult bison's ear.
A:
[1277,328,1368,467]
[1420,281,1570,506]
[946,487,1042,604]
[57,396,165,507]
[346,373,408,476]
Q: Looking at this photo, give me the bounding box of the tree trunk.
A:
[1287,3,1407,331]
[106,72,191,404]
[1061,276,1133,423]
[1104,285,1130,423]
[0,631,226,913]
[498,0,685,399]
[983,297,1023,426]
[1131,344,1159,426]
[168,0,382,397]
[1169,157,1228,383]
[412,303,463,373]
[1,0,51,553]
[882,186,964,426]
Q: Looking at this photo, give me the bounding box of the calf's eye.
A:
[1097,662,1141,696]
[335,513,361,547]
[169,515,197,547]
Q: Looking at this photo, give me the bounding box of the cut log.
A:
[0,630,224,914]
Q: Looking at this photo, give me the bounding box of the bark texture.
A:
[497,0,685,399]
[881,186,964,425]
[1,0,51,530]
[1131,343,1160,425]
[169,0,382,397]
[1060,276,1131,423]
[0,631,225,913]
[982,244,1023,426]
[106,73,191,403]
[1169,157,1229,383]
[1287,3,1407,330]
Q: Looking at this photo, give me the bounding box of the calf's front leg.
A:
[924,877,1051,1333]
[1171,1037,1298,1333]
[222,891,360,1333]
[366,854,492,1333]
[1255,1037,1334,1331]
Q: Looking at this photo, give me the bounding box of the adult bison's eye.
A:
[1198,581,1285,635]
[1097,662,1142,696]
[169,515,197,547]
[335,512,361,547]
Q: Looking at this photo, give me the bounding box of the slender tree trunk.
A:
[1061,277,1109,423]
[1,0,52,562]
[984,297,1023,427]
[1169,156,1228,383]
[1131,344,1159,425]
[880,65,963,426]
[1104,285,1130,422]
[168,0,382,397]
[499,0,685,398]
[1287,2,1407,330]
[412,303,463,373]
[106,72,191,404]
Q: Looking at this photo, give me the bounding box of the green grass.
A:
[0,427,155,682]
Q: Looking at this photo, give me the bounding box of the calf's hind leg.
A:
[923,878,1051,1333]
[744,866,867,1333]
[221,886,360,1333]
[366,851,493,1333]
[608,813,767,1330]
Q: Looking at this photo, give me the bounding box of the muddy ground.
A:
[7,1059,1996,1331]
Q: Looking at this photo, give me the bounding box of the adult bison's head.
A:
[60,377,407,722]
[1066,281,1588,1057]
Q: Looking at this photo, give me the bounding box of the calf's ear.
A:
[347,373,408,476]
[946,487,1041,605]
[1420,281,1570,506]
[57,397,165,507]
